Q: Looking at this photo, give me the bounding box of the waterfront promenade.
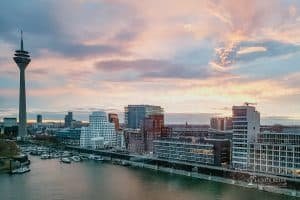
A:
[66,146,300,197]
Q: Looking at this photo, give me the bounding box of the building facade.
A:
[56,128,81,146]
[210,117,232,131]
[142,114,164,153]
[124,129,145,154]
[108,113,120,130]
[37,114,42,124]
[153,139,215,165]
[125,105,163,129]
[2,117,18,138]
[232,105,260,170]
[64,112,73,128]
[248,132,300,177]
[80,111,116,149]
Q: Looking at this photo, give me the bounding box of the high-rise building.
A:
[108,113,120,130]
[80,111,116,149]
[142,114,164,153]
[232,104,260,170]
[14,31,31,137]
[125,105,164,129]
[210,117,232,131]
[64,112,73,127]
[37,114,42,124]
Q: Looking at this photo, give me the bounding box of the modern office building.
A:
[2,117,18,137]
[108,113,120,130]
[56,128,81,146]
[125,105,163,129]
[64,112,73,128]
[248,132,300,177]
[3,117,17,127]
[37,114,42,124]
[14,31,31,137]
[210,117,232,131]
[80,111,116,149]
[154,137,231,166]
[167,124,210,137]
[116,130,126,149]
[142,114,164,153]
[153,139,215,165]
[124,129,145,154]
[232,104,260,170]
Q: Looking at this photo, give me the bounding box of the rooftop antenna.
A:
[244,102,257,106]
[20,30,24,51]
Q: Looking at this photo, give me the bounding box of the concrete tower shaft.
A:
[13,31,31,137]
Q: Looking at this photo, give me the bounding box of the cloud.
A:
[0,0,137,59]
[94,59,221,80]
[237,46,267,55]
[1,0,300,124]
[212,40,300,69]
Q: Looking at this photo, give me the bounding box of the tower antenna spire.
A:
[20,30,23,51]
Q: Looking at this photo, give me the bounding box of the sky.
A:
[1,0,300,125]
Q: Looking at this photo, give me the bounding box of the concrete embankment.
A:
[66,146,300,197]
[125,160,300,198]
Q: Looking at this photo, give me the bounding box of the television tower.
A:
[13,31,31,137]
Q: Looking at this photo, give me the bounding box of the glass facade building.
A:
[125,105,163,129]
[248,132,300,177]
[153,139,215,165]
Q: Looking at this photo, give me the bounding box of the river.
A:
[0,156,296,200]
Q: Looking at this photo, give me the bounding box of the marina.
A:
[8,144,298,197]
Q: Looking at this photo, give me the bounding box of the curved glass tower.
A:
[13,31,31,137]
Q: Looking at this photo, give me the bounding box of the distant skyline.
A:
[1,0,300,125]
[2,110,300,126]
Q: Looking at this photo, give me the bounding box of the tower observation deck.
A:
[13,31,31,137]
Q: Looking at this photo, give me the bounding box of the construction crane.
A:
[244,102,257,106]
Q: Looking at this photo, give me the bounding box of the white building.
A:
[232,104,260,170]
[80,111,116,149]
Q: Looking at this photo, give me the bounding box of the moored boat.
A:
[71,156,81,162]
[89,154,104,161]
[10,166,31,174]
[40,154,51,159]
[61,157,71,164]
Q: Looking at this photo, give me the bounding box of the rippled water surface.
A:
[0,156,295,200]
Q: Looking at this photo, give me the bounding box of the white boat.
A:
[11,166,31,174]
[40,154,51,159]
[71,156,81,162]
[52,153,60,158]
[94,156,104,161]
[61,157,71,164]
[62,151,72,157]
[89,154,104,161]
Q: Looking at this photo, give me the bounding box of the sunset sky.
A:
[1,0,300,124]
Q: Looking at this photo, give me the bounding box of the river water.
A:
[0,156,295,200]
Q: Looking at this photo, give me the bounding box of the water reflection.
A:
[0,156,296,200]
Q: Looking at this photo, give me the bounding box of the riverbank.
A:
[124,160,299,197]
[1,156,291,200]
[66,146,300,198]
